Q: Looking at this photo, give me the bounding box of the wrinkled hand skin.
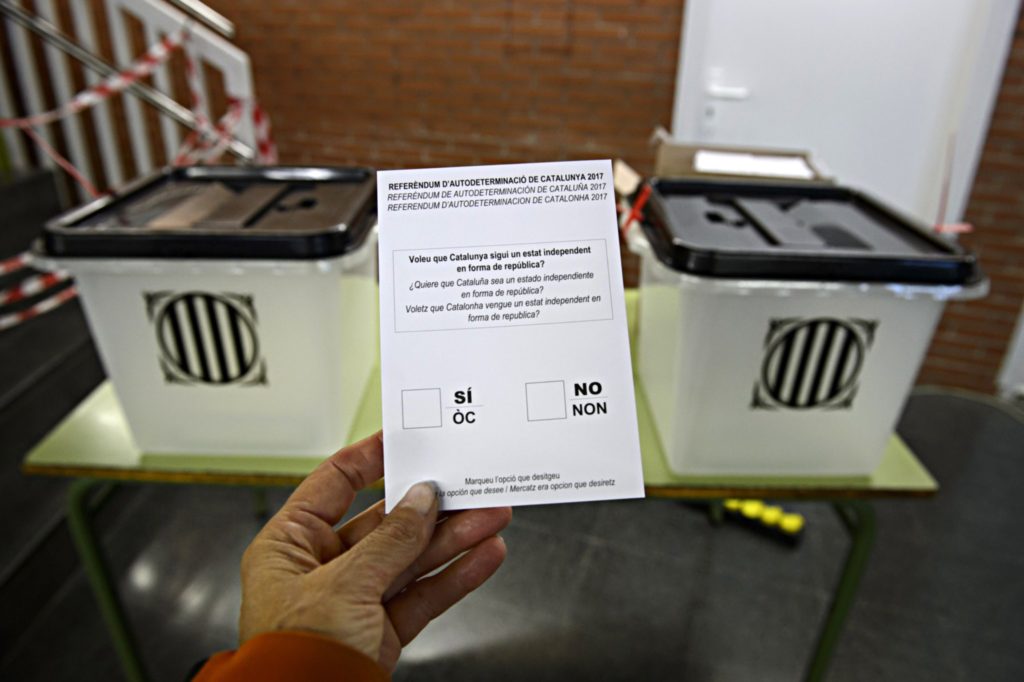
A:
[238,431,511,671]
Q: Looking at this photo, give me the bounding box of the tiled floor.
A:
[1,389,1022,681]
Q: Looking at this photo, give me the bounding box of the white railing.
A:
[0,0,258,201]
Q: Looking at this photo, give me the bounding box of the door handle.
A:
[705,83,750,100]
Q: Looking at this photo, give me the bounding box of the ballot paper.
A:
[377,160,644,511]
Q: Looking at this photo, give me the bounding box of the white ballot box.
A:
[631,178,985,476]
[40,166,378,456]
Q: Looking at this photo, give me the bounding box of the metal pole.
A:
[67,479,149,682]
[804,500,876,682]
[0,1,254,162]
[164,0,235,39]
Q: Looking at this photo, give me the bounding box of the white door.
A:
[672,0,1019,224]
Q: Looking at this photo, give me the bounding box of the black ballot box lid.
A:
[43,166,376,260]
[640,178,981,286]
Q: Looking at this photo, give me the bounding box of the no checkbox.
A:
[402,388,442,429]
[526,381,567,421]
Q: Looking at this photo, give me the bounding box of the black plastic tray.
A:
[43,166,376,260]
[640,178,980,285]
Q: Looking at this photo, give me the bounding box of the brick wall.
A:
[211,0,680,168]
[211,0,1023,394]
[916,13,1024,394]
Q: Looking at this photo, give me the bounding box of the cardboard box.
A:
[654,137,833,184]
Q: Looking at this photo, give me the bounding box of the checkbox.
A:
[402,388,442,429]
[526,381,567,421]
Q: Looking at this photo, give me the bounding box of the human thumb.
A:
[338,481,439,597]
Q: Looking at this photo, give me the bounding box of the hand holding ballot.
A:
[237,431,511,671]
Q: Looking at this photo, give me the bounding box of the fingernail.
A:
[398,481,436,516]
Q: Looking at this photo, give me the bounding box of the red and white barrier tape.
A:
[0,26,189,130]
[0,286,78,333]
[177,51,275,165]
[935,223,974,235]
[0,270,71,306]
[196,100,244,163]
[0,253,31,276]
[1,19,276,179]
[0,23,277,333]
[22,126,102,198]
[174,96,243,166]
[252,102,278,164]
[619,184,652,240]
[178,23,274,164]
[183,43,210,133]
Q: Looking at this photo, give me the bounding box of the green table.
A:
[22,292,936,681]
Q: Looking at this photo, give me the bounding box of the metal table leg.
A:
[707,499,725,525]
[804,500,876,682]
[67,478,149,682]
[253,487,269,521]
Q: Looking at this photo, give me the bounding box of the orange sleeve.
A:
[193,631,389,682]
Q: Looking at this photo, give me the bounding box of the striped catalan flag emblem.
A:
[145,291,267,386]
[753,318,876,410]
